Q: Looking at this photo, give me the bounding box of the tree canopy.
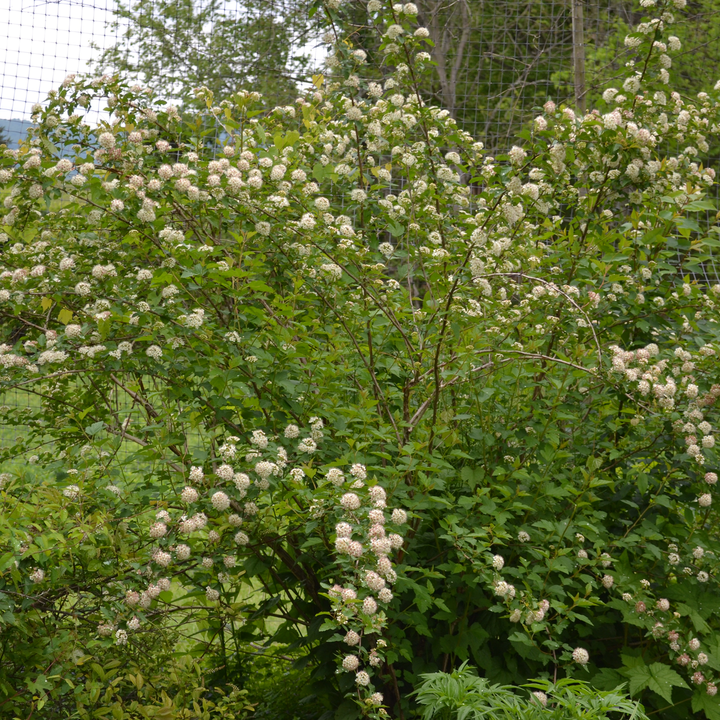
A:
[92,0,319,107]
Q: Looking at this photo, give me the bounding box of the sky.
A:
[0,0,120,123]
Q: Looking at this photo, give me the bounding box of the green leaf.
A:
[678,603,711,634]
[591,667,625,691]
[704,636,720,671]
[42,138,59,155]
[508,631,545,661]
[675,217,701,232]
[693,689,720,720]
[248,280,274,293]
[476,387,495,402]
[98,317,111,339]
[85,421,105,436]
[412,584,432,613]
[684,200,717,212]
[625,662,688,704]
[312,162,328,182]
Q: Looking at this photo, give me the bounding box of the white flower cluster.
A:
[328,462,407,694]
[617,342,719,500]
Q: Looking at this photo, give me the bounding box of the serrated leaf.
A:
[705,636,720,672]
[41,297,53,311]
[620,651,646,670]
[592,667,625,691]
[626,662,688,704]
[693,689,720,720]
[678,602,711,633]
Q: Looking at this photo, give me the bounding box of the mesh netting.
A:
[1,0,121,143]
[2,1,720,146]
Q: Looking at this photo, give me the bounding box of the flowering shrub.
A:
[4,0,720,717]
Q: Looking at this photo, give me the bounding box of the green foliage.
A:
[619,653,688,705]
[3,0,720,718]
[413,664,648,720]
[242,652,319,720]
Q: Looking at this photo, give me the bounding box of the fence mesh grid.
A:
[1,0,120,133]
[3,2,719,147]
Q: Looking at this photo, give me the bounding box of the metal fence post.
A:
[571,0,587,114]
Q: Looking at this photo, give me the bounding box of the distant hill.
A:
[0,119,33,149]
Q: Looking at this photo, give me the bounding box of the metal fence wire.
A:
[2,0,720,148]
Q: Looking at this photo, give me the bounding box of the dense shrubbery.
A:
[2,0,720,717]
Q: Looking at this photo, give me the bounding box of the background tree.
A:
[414,0,575,150]
[91,0,320,106]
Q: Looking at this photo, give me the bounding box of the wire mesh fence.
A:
[1,0,121,141]
[2,1,720,147]
[3,1,720,148]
